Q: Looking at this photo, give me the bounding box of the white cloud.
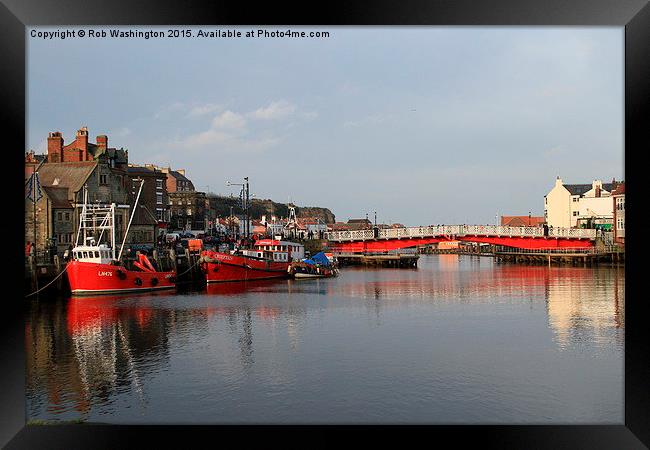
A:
[176,108,280,154]
[248,100,296,120]
[179,128,280,154]
[188,103,223,117]
[170,100,313,154]
[211,110,247,130]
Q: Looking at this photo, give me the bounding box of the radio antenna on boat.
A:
[118,178,145,261]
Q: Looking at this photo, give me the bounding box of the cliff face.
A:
[295,206,336,224]
[207,196,335,223]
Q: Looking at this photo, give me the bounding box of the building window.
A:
[57,212,63,221]
[573,211,578,216]
[572,197,579,202]
[616,198,625,211]
[100,174,108,184]
[157,193,163,205]
[156,179,163,189]
[65,212,70,221]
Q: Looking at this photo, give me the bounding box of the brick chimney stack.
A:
[96,134,108,150]
[76,127,89,160]
[47,131,64,162]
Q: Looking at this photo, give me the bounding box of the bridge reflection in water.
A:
[25,254,623,423]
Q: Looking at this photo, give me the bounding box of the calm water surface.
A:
[26,255,624,424]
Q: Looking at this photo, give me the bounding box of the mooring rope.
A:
[175,256,204,278]
[25,264,69,298]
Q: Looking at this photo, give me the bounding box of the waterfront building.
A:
[331,222,353,231]
[265,219,285,237]
[142,164,195,193]
[251,220,267,236]
[544,177,619,228]
[127,165,170,245]
[25,128,130,254]
[168,190,208,233]
[302,218,328,237]
[612,183,625,245]
[500,216,545,227]
[347,218,372,230]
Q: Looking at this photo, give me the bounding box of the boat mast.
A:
[74,185,88,247]
[111,203,116,260]
[117,178,144,261]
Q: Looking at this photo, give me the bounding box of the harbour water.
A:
[26,254,624,424]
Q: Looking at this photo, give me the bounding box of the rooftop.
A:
[37,161,97,194]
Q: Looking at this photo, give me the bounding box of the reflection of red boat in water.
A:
[201,239,304,283]
[66,182,176,296]
[66,291,172,334]
[205,278,287,296]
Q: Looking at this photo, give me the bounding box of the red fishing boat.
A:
[66,182,176,295]
[200,239,304,283]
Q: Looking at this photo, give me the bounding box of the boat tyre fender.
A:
[116,270,127,280]
[134,277,143,286]
[151,277,158,286]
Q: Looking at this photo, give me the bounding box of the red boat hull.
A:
[201,251,289,283]
[66,260,176,295]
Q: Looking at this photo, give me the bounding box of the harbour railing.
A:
[335,248,419,257]
[494,246,619,255]
[325,225,597,242]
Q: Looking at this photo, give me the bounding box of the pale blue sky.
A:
[27,27,623,225]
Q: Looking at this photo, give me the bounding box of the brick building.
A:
[25,127,130,254]
[168,191,208,232]
[142,164,194,193]
[127,165,170,246]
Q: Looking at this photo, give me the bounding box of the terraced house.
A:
[25,127,130,255]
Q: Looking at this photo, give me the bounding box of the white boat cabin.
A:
[241,239,305,262]
[72,243,114,264]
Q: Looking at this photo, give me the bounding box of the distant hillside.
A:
[207,195,335,223]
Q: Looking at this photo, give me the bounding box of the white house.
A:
[260,215,284,237]
[303,218,328,236]
[544,177,618,228]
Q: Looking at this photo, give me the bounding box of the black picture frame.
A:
[2,1,648,448]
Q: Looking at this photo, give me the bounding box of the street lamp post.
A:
[226,177,250,240]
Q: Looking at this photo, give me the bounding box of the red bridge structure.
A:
[325,225,597,254]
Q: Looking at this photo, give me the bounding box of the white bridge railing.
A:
[325,225,597,242]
